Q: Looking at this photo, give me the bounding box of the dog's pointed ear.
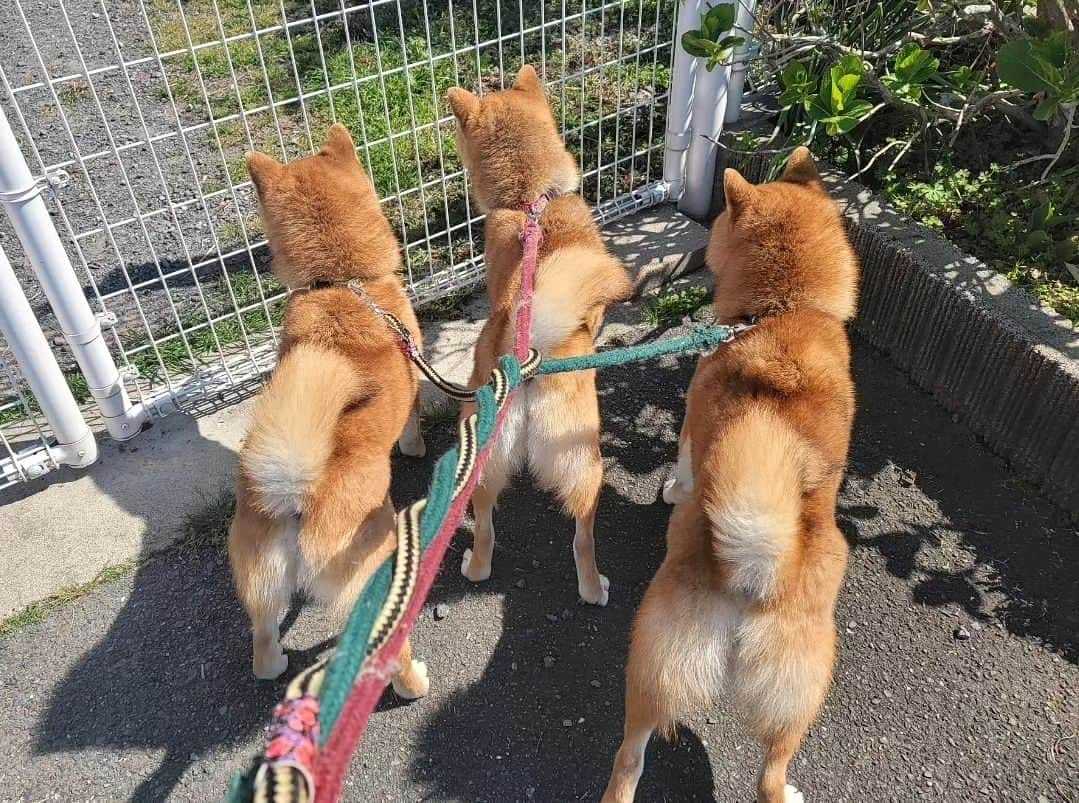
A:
[513,64,542,95]
[322,123,357,161]
[245,151,283,195]
[447,88,481,126]
[723,168,756,221]
[781,146,820,185]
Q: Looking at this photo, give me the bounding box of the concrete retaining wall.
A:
[711,151,1079,519]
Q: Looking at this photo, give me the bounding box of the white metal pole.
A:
[0,242,96,471]
[678,0,757,218]
[0,104,146,441]
[663,0,706,200]
[724,0,757,124]
[678,50,731,216]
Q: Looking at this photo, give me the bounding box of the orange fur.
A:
[603,148,859,803]
[227,124,428,698]
[448,66,632,604]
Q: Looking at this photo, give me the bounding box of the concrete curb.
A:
[713,152,1079,519]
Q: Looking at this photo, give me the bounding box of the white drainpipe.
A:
[663,0,706,200]
[0,241,97,472]
[724,0,757,124]
[677,0,757,219]
[0,104,146,441]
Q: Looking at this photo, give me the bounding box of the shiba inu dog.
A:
[602,148,859,803]
[228,124,429,700]
[447,66,633,605]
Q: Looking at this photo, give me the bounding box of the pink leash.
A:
[313,193,548,802]
[512,193,547,360]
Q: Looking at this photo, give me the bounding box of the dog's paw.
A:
[461,548,492,582]
[783,784,804,803]
[392,660,430,700]
[579,573,610,606]
[662,471,693,504]
[253,650,288,681]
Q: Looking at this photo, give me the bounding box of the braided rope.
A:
[233,182,744,801]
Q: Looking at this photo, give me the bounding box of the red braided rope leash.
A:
[312,194,547,802]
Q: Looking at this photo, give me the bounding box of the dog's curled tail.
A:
[241,344,364,517]
[528,246,632,351]
[702,407,825,601]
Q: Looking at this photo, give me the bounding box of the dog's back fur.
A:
[447,67,632,605]
[603,148,859,803]
[227,125,429,697]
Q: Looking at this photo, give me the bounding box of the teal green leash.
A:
[538,323,741,375]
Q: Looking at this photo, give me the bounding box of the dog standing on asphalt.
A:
[602,148,859,803]
[447,66,632,605]
[227,124,429,701]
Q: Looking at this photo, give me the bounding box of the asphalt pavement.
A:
[1,315,1076,802]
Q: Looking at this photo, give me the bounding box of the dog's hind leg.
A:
[757,730,806,803]
[390,636,430,700]
[229,493,297,680]
[527,374,608,605]
[601,692,656,803]
[463,475,506,583]
[461,395,522,583]
[570,479,607,606]
[736,613,835,803]
[604,703,651,803]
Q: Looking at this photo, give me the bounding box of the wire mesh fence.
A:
[0,0,677,484]
[0,348,58,487]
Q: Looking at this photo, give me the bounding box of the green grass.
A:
[0,370,93,428]
[0,560,138,638]
[53,0,676,401]
[643,285,710,325]
[879,159,1079,326]
[0,488,236,638]
[129,271,287,385]
[177,489,236,554]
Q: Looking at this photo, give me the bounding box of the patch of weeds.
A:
[418,289,472,321]
[643,285,710,326]
[56,79,91,106]
[64,370,91,404]
[423,399,460,428]
[127,271,286,384]
[0,398,31,427]
[879,160,1079,326]
[0,560,138,638]
[177,488,235,554]
[0,370,90,428]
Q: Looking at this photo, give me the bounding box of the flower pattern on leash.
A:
[264,695,320,778]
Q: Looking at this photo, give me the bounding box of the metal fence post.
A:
[663,0,705,201]
[723,0,757,125]
[0,104,146,442]
[676,0,757,219]
[0,241,97,473]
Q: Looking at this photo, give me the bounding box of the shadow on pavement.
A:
[29,330,1077,802]
[838,342,1078,663]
